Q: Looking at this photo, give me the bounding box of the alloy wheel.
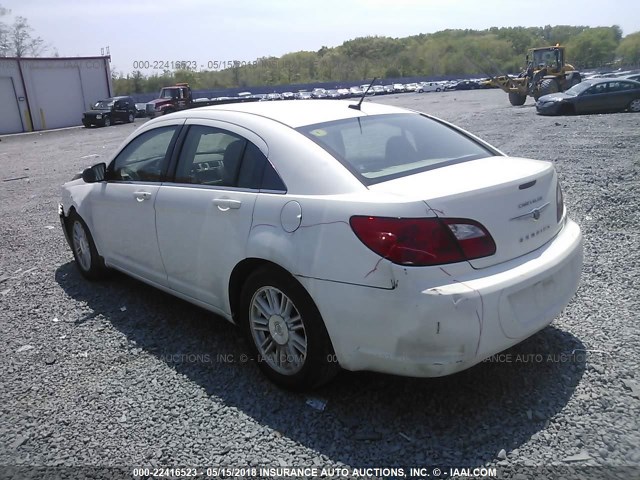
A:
[249,286,307,375]
[72,221,92,272]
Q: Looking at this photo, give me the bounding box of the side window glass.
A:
[235,143,286,191]
[237,143,266,189]
[109,126,179,182]
[261,162,286,191]
[593,83,607,95]
[175,125,246,186]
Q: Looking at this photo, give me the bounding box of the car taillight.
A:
[556,181,564,222]
[349,216,496,266]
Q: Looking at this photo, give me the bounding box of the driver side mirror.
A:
[82,163,106,183]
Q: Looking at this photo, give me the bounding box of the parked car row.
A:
[238,81,453,102]
[108,75,501,126]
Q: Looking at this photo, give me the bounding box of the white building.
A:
[0,56,112,134]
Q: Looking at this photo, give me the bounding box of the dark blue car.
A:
[536,78,640,115]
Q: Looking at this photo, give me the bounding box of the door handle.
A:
[212,198,242,211]
[133,191,152,202]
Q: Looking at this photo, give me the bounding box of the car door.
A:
[90,122,183,286]
[607,81,636,110]
[575,83,608,113]
[154,120,268,313]
[112,99,125,122]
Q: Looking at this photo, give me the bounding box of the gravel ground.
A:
[1,90,639,480]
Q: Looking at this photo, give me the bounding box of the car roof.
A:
[176,99,412,128]
[582,78,640,86]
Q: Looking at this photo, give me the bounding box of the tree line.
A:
[0,5,47,57]
[112,25,640,95]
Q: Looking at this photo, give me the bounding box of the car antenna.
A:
[349,78,377,110]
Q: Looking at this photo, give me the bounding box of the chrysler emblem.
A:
[510,202,550,221]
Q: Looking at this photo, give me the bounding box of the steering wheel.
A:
[120,167,140,181]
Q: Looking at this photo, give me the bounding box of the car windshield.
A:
[298,113,494,185]
[564,82,595,96]
[160,89,179,99]
[92,100,113,109]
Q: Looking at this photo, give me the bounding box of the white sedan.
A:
[59,100,583,390]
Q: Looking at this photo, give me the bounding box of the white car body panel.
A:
[60,100,583,379]
[370,156,561,268]
[155,184,257,310]
[91,182,167,285]
[301,218,582,376]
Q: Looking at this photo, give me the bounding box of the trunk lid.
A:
[368,156,561,268]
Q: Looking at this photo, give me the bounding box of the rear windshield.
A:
[297,113,495,185]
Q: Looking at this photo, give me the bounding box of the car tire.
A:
[436,88,441,92]
[566,72,582,89]
[536,79,559,100]
[239,267,339,390]
[83,122,91,128]
[103,116,111,127]
[509,92,527,106]
[628,99,640,113]
[67,212,108,280]
[127,112,135,123]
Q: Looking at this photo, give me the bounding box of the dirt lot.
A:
[1,90,638,479]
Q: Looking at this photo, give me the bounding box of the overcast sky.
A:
[3,0,640,74]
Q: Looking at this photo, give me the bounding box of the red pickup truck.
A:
[145,83,258,117]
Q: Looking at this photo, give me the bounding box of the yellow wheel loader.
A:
[491,46,582,106]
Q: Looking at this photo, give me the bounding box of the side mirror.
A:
[82,163,106,183]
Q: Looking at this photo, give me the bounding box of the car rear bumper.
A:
[300,218,583,377]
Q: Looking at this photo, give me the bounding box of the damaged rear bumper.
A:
[300,218,583,377]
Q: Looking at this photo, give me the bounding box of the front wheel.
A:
[240,267,339,390]
[535,78,559,100]
[509,92,527,106]
[68,213,107,280]
[102,116,111,127]
[628,99,640,113]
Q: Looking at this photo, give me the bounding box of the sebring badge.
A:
[510,202,550,221]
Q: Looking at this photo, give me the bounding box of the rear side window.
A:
[297,113,494,185]
[237,143,286,191]
[173,125,286,191]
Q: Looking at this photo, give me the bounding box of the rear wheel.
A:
[239,267,339,390]
[509,92,527,106]
[535,79,559,100]
[127,112,135,123]
[628,99,640,113]
[68,213,107,280]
